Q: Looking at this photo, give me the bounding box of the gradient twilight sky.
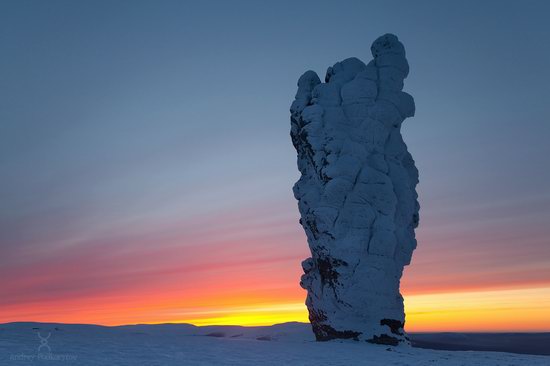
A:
[1,0,550,331]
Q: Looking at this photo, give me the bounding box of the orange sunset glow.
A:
[2,198,550,332]
[2,1,550,341]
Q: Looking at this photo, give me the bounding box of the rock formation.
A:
[290,34,419,345]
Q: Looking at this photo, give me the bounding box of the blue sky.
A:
[1,0,550,326]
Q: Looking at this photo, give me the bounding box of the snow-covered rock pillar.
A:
[290,34,419,345]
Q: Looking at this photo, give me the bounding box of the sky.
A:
[1,0,550,332]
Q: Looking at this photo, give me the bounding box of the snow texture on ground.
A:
[1,322,548,365]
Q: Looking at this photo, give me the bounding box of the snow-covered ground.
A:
[1,322,548,365]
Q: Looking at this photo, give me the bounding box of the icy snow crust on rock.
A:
[290,34,419,344]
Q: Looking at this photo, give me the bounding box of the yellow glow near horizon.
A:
[405,286,550,332]
[175,287,550,331]
[180,303,308,326]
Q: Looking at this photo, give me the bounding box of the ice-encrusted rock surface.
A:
[290,34,419,345]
